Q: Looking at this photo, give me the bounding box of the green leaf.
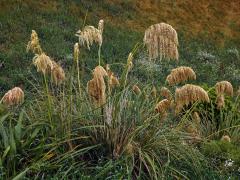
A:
[12,167,29,180]
[15,111,24,143]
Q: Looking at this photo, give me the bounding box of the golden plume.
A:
[192,111,201,124]
[98,19,104,34]
[166,66,196,86]
[74,43,80,62]
[175,84,210,114]
[51,61,65,85]
[105,64,119,88]
[26,30,42,55]
[132,85,141,95]
[215,81,233,96]
[1,87,24,106]
[155,99,170,115]
[143,23,178,61]
[87,66,108,106]
[32,53,53,75]
[160,87,172,100]
[75,25,102,50]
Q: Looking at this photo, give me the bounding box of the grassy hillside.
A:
[0,0,240,90]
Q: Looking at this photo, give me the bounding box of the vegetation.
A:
[0,0,240,179]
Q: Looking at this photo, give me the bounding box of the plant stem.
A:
[43,74,52,127]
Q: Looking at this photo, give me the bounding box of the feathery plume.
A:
[132,85,141,95]
[1,87,24,106]
[105,64,119,88]
[216,94,225,109]
[143,23,178,61]
[166,66,196,86]
[75,25,102,50]
[160,87,172,100]
[98,19,104,34]
[87,66,108,106]
[192,111,201,124]
[175,84,210,114]
[32,53,53,75]
[155,99,170,115]
[221,135,231,142]
[74,43,80,62]
[26,30,42,55]
[215,81,233,96]
[51,61,65,85]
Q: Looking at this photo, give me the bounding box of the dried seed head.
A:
[127,52,134,70]
[160,87,172,100]
[98,19,104,34]
[26,30,42,54]
[74,43,80,62]
[87,66,108,106]
[175,84,210,114]
[93,65,108,79]
[105,64,119,88]
[51,61,65,85]
[221,135,231,142]
[215,81,233,96]
[132,85,141,94]
[192,112,201,125]
[144,23,178,61]
[216,94,225,109]
[75,25,102,50]
[32,53,53,75]
[151,86,157,98]
[1,87,24,106]
[155,99,170,115]
[166,66,196,86]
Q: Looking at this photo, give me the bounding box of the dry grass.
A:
[51,61,65,85]
[216,94,225,109]
[175,84,210,114]
[1,87,24,106]
[151,86,157,98]
[143,22,178,61]
[166,66,196,86]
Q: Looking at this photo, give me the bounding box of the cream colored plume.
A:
[155,99,170,115]
[151,86,157,98]
[166,66,196,86]
[105,66,119,88]
[87,66,108,106]
[221,135,231,142]
[132,84,141,95]
[51,61,65,85]
[98,19,104,34]
[160,87,172,100]
[75,25,102,50]
[237,87,240,96]
[26,30,42,55]
[175,84,210,113]
[32,53,53,75]
[215,81,233,96]
[1,87,24,106]
[74,43,80,62]
[143,23,179,61]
